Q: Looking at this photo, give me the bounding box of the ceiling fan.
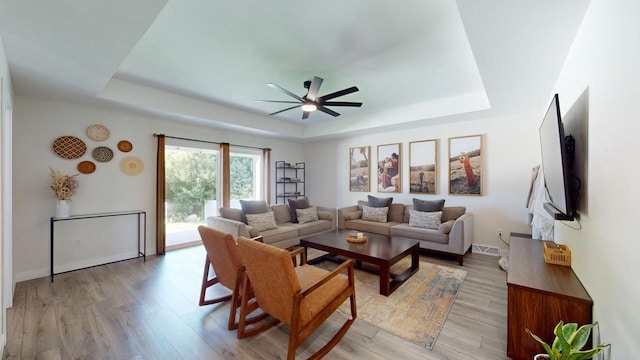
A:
[257,76,362,119]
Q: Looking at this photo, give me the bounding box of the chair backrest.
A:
[236,237,301,325]
[198,225,243,290]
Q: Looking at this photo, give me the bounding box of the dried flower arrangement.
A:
[49,168,80,200]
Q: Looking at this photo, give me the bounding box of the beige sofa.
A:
[207,202,336,249]
[338,200,473,265]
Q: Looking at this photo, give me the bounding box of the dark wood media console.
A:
[507,238,592,360]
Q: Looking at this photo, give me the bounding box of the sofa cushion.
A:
[357,200,368,210]
[288,220,333,237]
[442,206,466,222]
[247,225,260,238]
[296,206,319,224]
[368,195,393,208]
[413,198,445,212]
[288,197,310,223]
[362,205,388,223]
[259,226,298,246]
[390,224,449,244]
[219,207,244,223]
[344,219,399,236]
[317,210,333,221]
[271,204,292,224]
[246,212,278,232]
[240,200,269,223]
[388,203,405,223]
[343,210,362,220]
[439,220,455,234]
[409,209,442,230]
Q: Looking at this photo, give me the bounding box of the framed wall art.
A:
[448,135,482,195]
[349,146,370,192]
[409,139,437,194]
[377,143,401,193]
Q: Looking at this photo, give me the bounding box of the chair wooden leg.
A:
[199,256,231,306]
[237,274,279,339]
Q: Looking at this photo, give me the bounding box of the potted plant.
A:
[526,321,610,360]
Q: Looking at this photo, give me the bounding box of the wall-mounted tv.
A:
[539,94,575,220]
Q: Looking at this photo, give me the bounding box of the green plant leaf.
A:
[566,346,608,360]
[568,322,596,351]
[526,328,556,359]
[555,322,572,356]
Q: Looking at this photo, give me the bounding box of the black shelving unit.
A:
[276,161,305,204]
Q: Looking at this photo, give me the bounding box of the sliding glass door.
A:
[165,144,218,249]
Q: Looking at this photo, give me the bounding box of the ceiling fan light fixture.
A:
[301,102,317,112]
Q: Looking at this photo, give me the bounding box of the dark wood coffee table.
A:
[300,230,419,296]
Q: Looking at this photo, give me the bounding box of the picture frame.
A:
[409,139,438,194]
[377,143,401,193]
[448,135,482,196]
[349,146,370,192]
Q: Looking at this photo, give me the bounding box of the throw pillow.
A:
[288,197,310,223]
[245,212,278,232]
[296,206,319,224]
[239,200,269,223]
[362,205,389,223]
[412,198,445,212]
[409,209,442,230]
[368,195,393,208]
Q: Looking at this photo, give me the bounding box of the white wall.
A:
[12,95,304,281]
[305,111,542,250]
[0,34,13,357]
[552,0,640,357]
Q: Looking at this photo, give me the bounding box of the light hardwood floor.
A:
[3,246,509,360]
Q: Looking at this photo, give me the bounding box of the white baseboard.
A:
[472,244,500,256]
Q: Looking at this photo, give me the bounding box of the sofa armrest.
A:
[315,205,337,230]
[448,213,473,255]
[337,205,361,229]
[206,216,251,239]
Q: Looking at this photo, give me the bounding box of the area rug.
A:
[312,255,467,350]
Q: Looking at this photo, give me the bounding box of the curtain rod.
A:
[153,133,270,151]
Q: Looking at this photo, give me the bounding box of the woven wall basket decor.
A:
[52,136,87,159]
[120,156,144,176]
[117,140,133,152]
[92,146,114,162]
[77,161,96,174]
[86,124,109,142]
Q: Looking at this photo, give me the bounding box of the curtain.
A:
[263,148,271,204]
[220,143,230,208]
[156,134,166,255]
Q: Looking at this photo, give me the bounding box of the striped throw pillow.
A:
[245,212,278,231]
[296,206,319,224]
[409,209,442,230]
[362,205,389,223]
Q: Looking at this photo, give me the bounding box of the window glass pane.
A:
[165,145,217,248]
[230,148,262,208]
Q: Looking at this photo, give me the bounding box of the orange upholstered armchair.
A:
[236,237,357,360]
[197,225,272,333]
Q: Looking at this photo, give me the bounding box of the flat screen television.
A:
[539,93,575,220]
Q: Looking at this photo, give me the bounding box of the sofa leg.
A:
[457,255,463,266]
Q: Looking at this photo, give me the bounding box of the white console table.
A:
[50,210,146,282]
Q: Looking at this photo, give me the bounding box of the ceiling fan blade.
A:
[302,111,310,120]
[306,76,323,101]
[318,105,341,117]
[322,101,363,107]
[317,86,359,102]
[254,100,301,104]
[269,105,300,116]
[266,83,304,102]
